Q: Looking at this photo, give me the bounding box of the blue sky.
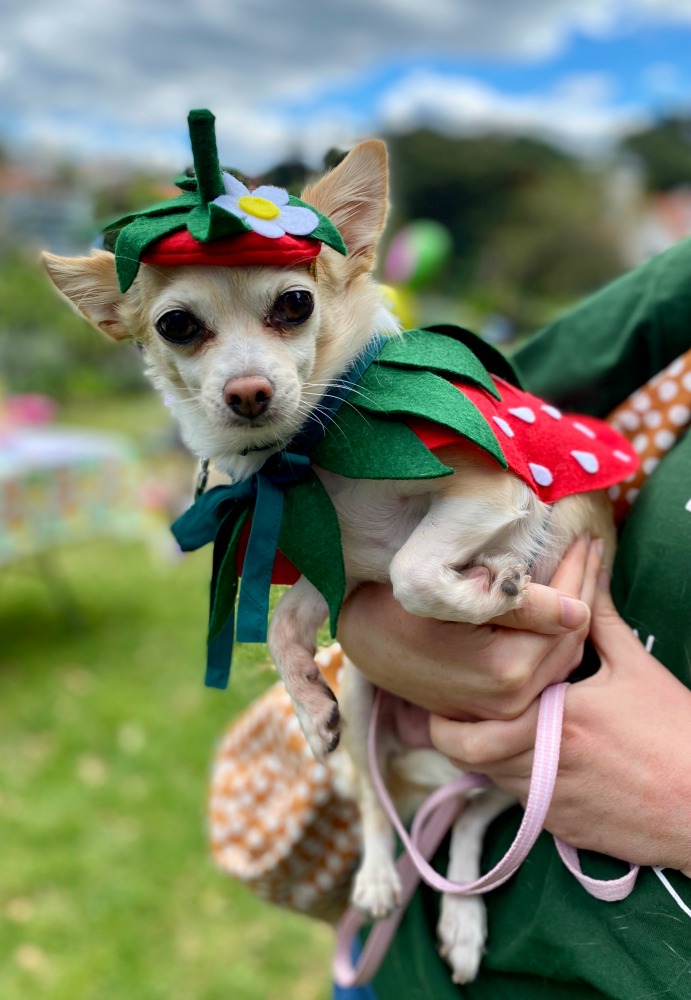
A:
[2,1,691,172]
[283,26,691,121]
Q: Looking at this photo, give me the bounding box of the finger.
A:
[491,582,589,635]
[549,535,591,595]
[577,538,604,611]
[589,569,641,661]
[430,702,539,769]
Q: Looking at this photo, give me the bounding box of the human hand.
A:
[338,536,602,721]
[430,575,691,872]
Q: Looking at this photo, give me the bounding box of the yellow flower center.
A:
[238,195,281,221]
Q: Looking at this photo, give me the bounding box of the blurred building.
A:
[0,163,93,255]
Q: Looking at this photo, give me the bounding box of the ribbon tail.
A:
[205,507,250,689]
[205,606,237,689]
[235,475,284,643]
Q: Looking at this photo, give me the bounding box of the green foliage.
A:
[385,129,572,270]
[623,116,691,190]
[0,251,145,398]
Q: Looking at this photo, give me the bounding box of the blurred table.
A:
[0,426,146,565]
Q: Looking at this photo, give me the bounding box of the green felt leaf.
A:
[426,324,521,388]
[185,202,250,243]
[355,365,507,468]
[289,196,347,256]
[103,191,201,234]
[208,507,250,642]
[378,328,500,399]
[312,404,454,480]
[174,174,198,192]
[278,474,345,635]
[114,210,190,292]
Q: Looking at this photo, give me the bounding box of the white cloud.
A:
[0,0,690,171]
[376,70,648,153]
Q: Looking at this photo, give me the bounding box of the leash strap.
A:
[334,682,641,987]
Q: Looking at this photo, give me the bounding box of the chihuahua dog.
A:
[43,140,615,982]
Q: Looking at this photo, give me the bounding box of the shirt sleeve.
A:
[513,236,691,417]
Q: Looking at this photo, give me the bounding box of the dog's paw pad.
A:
[438,896,486,984]
[352,866,402,920]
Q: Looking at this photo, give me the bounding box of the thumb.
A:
[589,569,638,661]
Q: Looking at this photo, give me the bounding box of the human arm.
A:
[429,573,691,873]
[337,536,600,722]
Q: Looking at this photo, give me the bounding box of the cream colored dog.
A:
[43,141,614,982]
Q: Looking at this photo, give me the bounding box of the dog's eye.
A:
[156,310,205,345]
[270,290,314,328]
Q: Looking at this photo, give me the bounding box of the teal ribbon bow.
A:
[171,335,385,690]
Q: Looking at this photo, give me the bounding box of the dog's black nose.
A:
[224,376,274,419]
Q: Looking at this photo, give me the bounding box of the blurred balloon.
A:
[384,220,452,290]
[379,284,417,329]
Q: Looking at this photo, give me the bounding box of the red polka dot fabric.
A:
[410,376,640,504]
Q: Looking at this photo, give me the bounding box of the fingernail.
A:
[597,566,610,591]
[560,596,589,629]
[594,537,604,558]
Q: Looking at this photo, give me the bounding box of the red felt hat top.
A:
[141,229,322,269]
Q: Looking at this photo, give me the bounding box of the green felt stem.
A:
[188,109,225,204]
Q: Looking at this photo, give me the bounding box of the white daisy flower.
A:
[212,173,318,239]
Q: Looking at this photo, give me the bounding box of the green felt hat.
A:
[103,109,347,293]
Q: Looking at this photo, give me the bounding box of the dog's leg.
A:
[340,661,402,919]
[389,474,545,624]
[438,787,514,984]
[268,577,340,759]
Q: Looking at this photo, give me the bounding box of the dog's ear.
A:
[42,249,131,341]
[302,140,388,274]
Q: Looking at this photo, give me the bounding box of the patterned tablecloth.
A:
[0,426,146,564]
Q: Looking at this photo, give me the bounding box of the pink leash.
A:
[334,682,639,988]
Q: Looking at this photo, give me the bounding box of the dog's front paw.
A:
[454,556,530,623]
[437,894,487,984]
[352,862,402,920]
[295,695,341,760]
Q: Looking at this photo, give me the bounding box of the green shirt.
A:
[372,237,691,999]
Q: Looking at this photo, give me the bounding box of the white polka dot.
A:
[669,404,691,427]
[616,410,641,432]
[668,357,685,377]
[508,406,536,423]
[626,488,640,505]
[682,371,691,392]
[315,869,335,891]
[685,498,691,513]
[632,392,652,412]
[657,379,678,402]
[632,433,649,453]
[613,449,632,463]
[541,404,562,419]
[573,421,596,439]
[571,450,599,474]
[654,428,676,451]
[608,484,621,500]
[642,456,659,475]
[492,416,514,437]
[247,827,265,849]
[529,463,553,487]
[642,410,662,429]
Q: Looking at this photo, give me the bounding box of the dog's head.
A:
[43,140,395,478]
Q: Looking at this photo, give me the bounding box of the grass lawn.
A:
[0,392,334,999]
